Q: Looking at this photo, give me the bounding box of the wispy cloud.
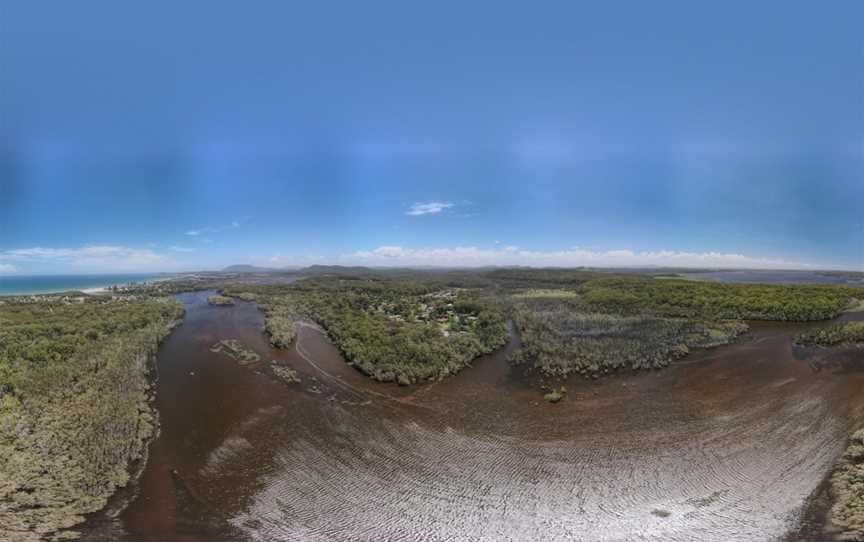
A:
[185,220,243,236]
[0,245,168,270]
[340,245,825,270]
[0,263,16,273]
[405,201,454,216]
[169,246,196,253]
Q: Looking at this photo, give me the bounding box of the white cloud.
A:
[185,230,202,236]
[339,245,824,270]
[405,201,454,216]
[169,246,196,253]
[0,263,16,273]
[0,245,168,270]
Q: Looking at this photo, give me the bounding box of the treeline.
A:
[0,296,183,539]
[577,277,859,321]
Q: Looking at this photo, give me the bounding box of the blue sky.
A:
[1,1,862,273]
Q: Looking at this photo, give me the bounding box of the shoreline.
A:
[79,317,184,538]
[0,274,176,297]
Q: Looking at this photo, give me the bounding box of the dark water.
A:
[0,273,169,295]
[82,292,864,541]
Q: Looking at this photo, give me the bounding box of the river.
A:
[81,291,864,541]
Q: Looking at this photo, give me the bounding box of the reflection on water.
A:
[82,291,864,541]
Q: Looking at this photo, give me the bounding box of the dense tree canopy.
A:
[0,295,183,539]
[225,278,509,385]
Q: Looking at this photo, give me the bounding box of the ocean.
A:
[0,274,171,295]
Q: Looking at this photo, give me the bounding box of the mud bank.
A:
[81,292,864,541]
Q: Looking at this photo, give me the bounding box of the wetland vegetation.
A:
[270,363,301,384]
[217,268,862,387]
[795,322,864,347]
[829,429,864,538]
[509,304,748,378]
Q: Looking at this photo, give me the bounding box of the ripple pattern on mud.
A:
[229,385,850,542]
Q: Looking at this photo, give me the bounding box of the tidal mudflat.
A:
[80,291,864,541]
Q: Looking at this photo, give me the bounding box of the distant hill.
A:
[221,265,281,273]
[221,264,374,274]
[299,265,373,275]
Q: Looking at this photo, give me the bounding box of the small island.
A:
[209,339,260,365]
[207,294,235,306]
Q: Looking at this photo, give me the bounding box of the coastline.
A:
[0,274,175,297]
[81,287,110,295]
